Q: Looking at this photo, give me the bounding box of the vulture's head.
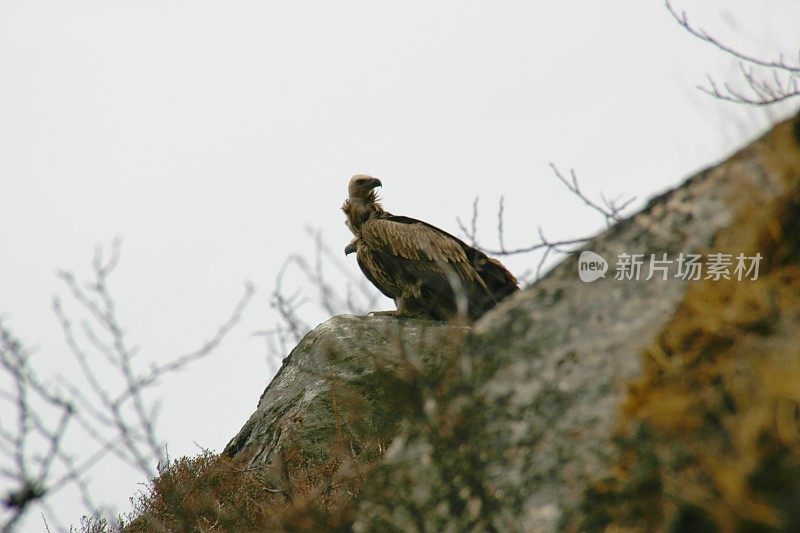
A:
[348,174,382,200]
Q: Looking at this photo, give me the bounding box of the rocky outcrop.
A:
[226,112,800,531]
[224,315,467,489]
[458,114,800,531]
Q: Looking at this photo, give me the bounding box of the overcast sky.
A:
[1,0,798,529]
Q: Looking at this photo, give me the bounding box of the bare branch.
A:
[549,163,634,225]
[261,228,384,364]
[268,257,311,347]
[456,198,481,248]
[1,322,73,531]
[454,165,633,274]
[1,242,253,530]
[666,0,800,105]
[496,196,507,252]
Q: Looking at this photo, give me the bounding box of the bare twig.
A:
[1,322,72,531]
[1,242,253,531]
[457,197,596,259]
[260,228,383,364]
[666,0,800,106]
[549,164,635,225]
[456,198,481,248]
[666,1,799,72]
[453,167,634,283]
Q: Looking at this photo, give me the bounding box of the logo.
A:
[575,251,762,282]
[578,251,608,282]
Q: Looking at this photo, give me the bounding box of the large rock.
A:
[226,112,800,532]
[462,114,800,531]
[224,315,467,488]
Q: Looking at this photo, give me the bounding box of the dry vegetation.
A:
[116,451,357,532]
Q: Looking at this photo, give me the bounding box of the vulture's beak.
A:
[369,177,382,189]
[344,242,357,255]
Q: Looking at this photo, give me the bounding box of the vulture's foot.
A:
[368,310,420,319]
[368,310,402,317]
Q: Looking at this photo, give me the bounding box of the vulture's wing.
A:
[358,215,518,320]
[360,216,485,286]
[385,216,518,296]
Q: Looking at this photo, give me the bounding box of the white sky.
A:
[1,1,798,529]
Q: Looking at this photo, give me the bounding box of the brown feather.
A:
[360,218,481,283]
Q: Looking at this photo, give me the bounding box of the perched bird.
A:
[342,174,519,322]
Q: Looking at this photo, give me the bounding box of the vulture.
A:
[342,174,519,322]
